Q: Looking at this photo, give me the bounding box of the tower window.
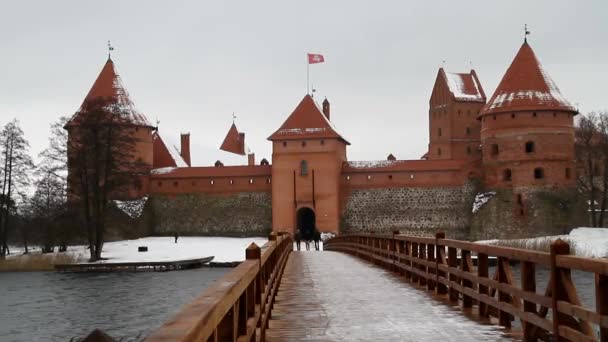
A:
[553,112,557,117]
[517,194,523,205]
[173,181,178,187]
[534,168,544,179]
[346,175,351,181]
[466,127,471,135]
[282,141,287,147]
[565,168,571,179]
[230,179,234,185]
[266,178,271,184]
[158,181,162,187]
[493,115,496,120]
[491,144,499,156]
[533,112,537,117]
[438,148,442,156]
[210,180,214,185]
[388,175,393,180]
[249,179,254,184]
[511,113,515,119]
[300,160,308,176]
[466,146,471,155]
[457,109,461,116]
[320,140,325,145]
[525,141,535,153]
[503,169,512,182]
[367,175,372,180]
[438,128,442,137]
[302,141,306,147]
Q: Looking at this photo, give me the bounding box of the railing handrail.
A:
[325,231,608,342]
[146,232,292,342]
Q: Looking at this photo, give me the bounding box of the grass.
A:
[0,252,85,271]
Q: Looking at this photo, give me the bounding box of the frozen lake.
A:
[0,268,228,341]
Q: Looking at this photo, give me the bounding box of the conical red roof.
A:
[220,123,246,155]
[481,41,575,116]
[268,95,349,144]
[66,58,153,127]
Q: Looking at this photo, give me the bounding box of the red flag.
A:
[308,53,324,64]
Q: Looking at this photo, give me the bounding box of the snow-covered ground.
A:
[477,227,608,258]
[7,237,270,264]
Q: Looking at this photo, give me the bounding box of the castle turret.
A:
[427,68,486,161]
[479,40,577,189]
[268,95,349,236]
[65,57,155,199]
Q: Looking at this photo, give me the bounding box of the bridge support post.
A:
[521,261,536,341]
[448,246,458,302]
[418,243,427,287]
[597,273,608,342]
[427,240,435,291]
[435,232,447,295]
[477,253,489,317]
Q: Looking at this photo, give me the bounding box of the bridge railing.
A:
[325,232,608,342]
[146,232,292,342]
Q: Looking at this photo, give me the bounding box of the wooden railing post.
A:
[461,249,473,308]
[246,242,263,335]
[597,273,608,342]
[411,241,419,284]
[477,252,489,317]
[521,261,536,341]
[550,239,569,342]
[405,241,412,280]
[418,242,427,287]
[427,239,435,291]
[448,245,458,302]
[391,230,399,272]
[435,232,447,295]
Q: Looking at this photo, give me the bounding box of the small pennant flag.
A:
[308,53,324,64]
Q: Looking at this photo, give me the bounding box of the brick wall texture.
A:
[150,192,272,237]
[340,184,477,239]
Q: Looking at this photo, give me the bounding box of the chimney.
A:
[180,133,191,166]
[238,132,246,155]
[322,98,330,120]
[248,153,255,166]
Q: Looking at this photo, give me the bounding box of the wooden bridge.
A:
[146,232,608,342]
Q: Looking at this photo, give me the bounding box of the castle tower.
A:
[268,95,349,236]
[427,68,486,161]
[65,57,155,199]
[479,40,577,189]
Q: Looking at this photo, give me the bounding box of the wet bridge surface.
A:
[266,251,512,342]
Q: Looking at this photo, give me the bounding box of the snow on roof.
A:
[347,160,399,169]
[168,144,188,167]
[151,167,177,175]
[444,72,485,103]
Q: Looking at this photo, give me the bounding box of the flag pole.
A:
[306,54,310,94]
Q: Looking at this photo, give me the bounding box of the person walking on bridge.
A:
[313,231,321,251]
[294,231,301,251]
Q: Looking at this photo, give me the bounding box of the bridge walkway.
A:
[266,251,512,342]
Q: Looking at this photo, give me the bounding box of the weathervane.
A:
[108,40,114,59]
[524,24,531,42]
[442,60,446,68]
[232,112,236,123]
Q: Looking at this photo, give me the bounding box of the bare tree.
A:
[0,119,34,257]
[67,98,147,261]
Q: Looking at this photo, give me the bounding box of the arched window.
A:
[534,168,544,179]
[503,169,512,182]
[300,160,308,176]
[466,146,471,155]
[438,128,442,137]
[565,168,571,179]
[491,144,499,156]
[438,148,442,156]
[525,141,535,153]
[466,127,471,135]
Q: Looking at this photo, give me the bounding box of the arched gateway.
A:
[296,207,316,240]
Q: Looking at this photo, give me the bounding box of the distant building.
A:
[66,37,581,240]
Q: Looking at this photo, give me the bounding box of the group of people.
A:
[294,230,321,251]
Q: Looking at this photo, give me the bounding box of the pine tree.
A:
[0,119,34,257]
[67,98,147,261]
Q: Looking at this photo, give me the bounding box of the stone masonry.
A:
[151,192,272,237]
[341,184,476,239]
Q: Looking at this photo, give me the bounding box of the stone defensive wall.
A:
[147,165,272,236]
[339,159,478,239]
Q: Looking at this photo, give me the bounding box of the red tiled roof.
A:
[268,95,349,144]
[152,132,188,168]
[66,58,153,127]
[481,41,576,116]
[220,123,246,155]
[442,69,486,103]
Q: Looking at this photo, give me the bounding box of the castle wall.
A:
[150,192,272,237]
[470,186,586,241]
[340,182,476,239]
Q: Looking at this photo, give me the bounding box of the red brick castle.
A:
[65,38,581,240]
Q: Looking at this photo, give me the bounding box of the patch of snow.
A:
[114,197,148,219]
[320,232,336,242]
[472,192,496,213]
[347,160,398,169]
[168,144,188,167]
[87,237,269,263]
[151,167,177,175]
[274,127,329,135]
[445,73,484,102]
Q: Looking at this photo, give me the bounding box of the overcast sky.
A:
[1,1,606,166]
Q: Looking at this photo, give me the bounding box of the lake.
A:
[0,268,228,341]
